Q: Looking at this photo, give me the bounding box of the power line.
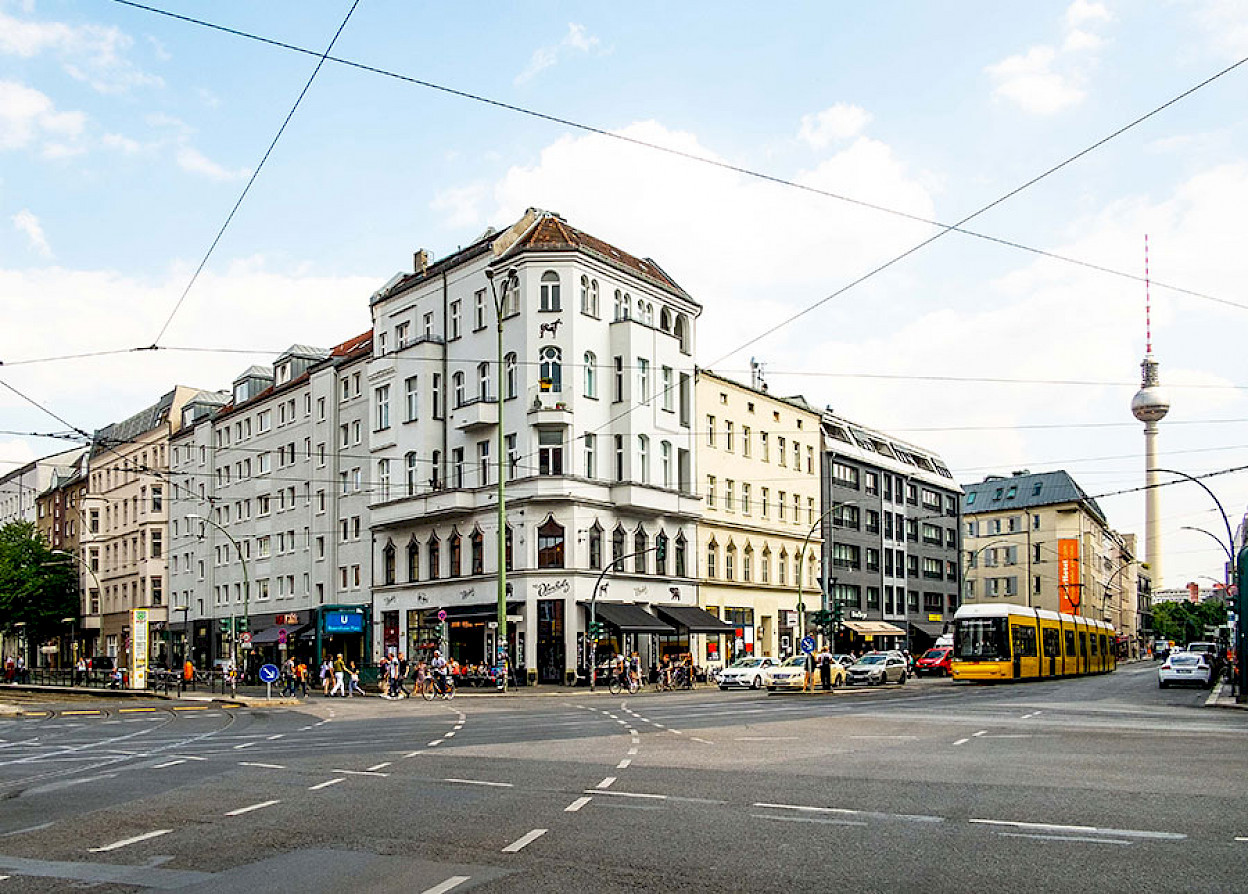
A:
[149,0,362,345]
[107,0,1248,315]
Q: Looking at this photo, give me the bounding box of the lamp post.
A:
[187,514,250,674]
[485,266,517,691]
[797,501,855,648]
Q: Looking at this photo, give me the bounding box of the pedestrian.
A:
[397,653,410,697]
[386,654,402,698]
[330,654,346,697]
[296,659,309,696]
[76,656,88,686]
[321,659,333,696]
[348,662,365,697]
[819,648,833,690]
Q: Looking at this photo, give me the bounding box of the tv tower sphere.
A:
[1131,357,1170,423]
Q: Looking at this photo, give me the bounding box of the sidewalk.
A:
[1206,680,1248,710]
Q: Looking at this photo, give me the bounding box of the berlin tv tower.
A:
[1130,236,1170,587]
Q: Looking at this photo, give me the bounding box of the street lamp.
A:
[797,501,856,647]
[485,266,517,691]
[187,514,250,673]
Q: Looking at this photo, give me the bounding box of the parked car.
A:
[1158,652,1213,688]
[915,647,953,677]
[765,655,811,691]
[88,656,115,673]
[718,656,776,690]
[845,652,908,686]
[832,654,856,668]
[1185,642,1223,677]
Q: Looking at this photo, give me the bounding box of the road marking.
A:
[952,738,969,746]
[403,750,425,758]
[616,759,632,769]
[89,829,173,852]
[850,735,918,740]
[233,742,258,750]
[367,762,392,771]
[1235,836,1248,842]
[736,736,799,741]
[652,723,666,729]
[669,729,684,736]
[239,762,286,769]
[151,759,186,769]
[972,730,988,738]
[444,732,455,738]
[266,735,284,741]
[1021,711,1041,719]
[444,778,513,788]
[422,876,471,894]
[585,789,666,800]
[426,740,443,747]
[309,778,345,791]
[330,769,390,777]
[171,754,206,761]
[173,706,209,711]
[119,707,157,713]
[60,710,103,716]
[225,800,281,816]
[1000,831,1131,845]
[0,823,53,838]
[565,797,592,812]
[752,813,868,827]
[969,819,1185,840]
[597,776,616,789]
[690,737,714,745]
[627,747,639,756]
[755,803,943,823]
[502,828,547,853]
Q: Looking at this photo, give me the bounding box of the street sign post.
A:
[800,635,816,654]
[258,663,279,700]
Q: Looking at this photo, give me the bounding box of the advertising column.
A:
[130,607,149,690]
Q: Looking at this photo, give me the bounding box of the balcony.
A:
[451,397,498,431]
[527,386,572,424]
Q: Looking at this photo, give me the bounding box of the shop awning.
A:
[431,602,523,623]
[842,620,907,636]
[583,601,674,634]
[248,626,282,645]
[652,604,736,634]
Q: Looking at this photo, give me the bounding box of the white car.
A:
[1158,651,1213,688]
[718,657,776,690]
[765,656,810,691]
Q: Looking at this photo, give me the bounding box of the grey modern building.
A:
[821,412,962,653]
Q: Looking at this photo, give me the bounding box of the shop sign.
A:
[275,613,301,625]
[323,609,365,634]
[535,579,570,599]
[928,613,943,623]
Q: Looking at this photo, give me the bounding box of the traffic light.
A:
[588,621,606,639]
[813,610,834,640]
[832,599,844,629]
[218,619,230,634]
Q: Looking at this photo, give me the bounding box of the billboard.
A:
[1058,539,1081,614]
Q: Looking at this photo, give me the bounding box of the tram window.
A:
[1043,628,1060,657]
[1090,633,1098,655]
[1011,624,1038,658]
[1064,630,1075,656]
[1079,632,1088,656]
[955,618,1008,660]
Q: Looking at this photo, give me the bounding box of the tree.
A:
[0,521,78,663]
[1151,598,1227,645]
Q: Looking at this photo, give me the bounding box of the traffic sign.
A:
[258,664,279,684]
[800,636,816,654]
[239,631,252,646]
[437,609,447,622]
[277,628,288,645]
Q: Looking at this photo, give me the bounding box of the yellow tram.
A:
[950,603,1116,682]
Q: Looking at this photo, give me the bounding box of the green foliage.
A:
[1151,598,1227,645]
[0,521,79,648]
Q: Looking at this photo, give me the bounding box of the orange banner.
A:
[1058,538,1081,613]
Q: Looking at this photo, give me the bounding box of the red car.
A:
[914,647,952,677]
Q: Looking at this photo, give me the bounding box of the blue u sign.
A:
[323,611,365,634]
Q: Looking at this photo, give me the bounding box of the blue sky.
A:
[2,0,1247,588]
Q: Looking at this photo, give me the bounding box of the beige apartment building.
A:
[696,370,822,666]
[82,387,207,667]
[961,470,1147,656]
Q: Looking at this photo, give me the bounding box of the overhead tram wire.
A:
[110,0,1247,314]
[148,0,362,346]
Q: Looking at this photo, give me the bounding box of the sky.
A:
[1,0,1247,590]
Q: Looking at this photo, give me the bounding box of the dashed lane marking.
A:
[402,750,425,758]
[309,778,345,791]
[584,790,666,801]
[426,740,443,747]
[89,829,173,852]
[367,762,392,772]
[691,736,714,745]
[969,819,1185,840]
[422,876,471,894]
[597,777,616,789]
[60,711,103,716]
[565,797,592,812]
[501,828,547,853]
[752,813,867,827]
[952,738,970,746]
[233,742,258,750]
[173,706,209,711]
[755,802,943,823]
[266,734,284,740]
[239,762,286,769]
[151,759,186,769]
[225,800,281,816]
[616,759,632,769]
[972,730,988,738]
[118,708,157,713]
[999,831,1131,845]
[330,769,390,777]
[627,747,638,756]
[444,778,513,788]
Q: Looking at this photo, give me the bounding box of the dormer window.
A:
[276,363,291,385]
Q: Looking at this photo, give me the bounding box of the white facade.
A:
[367,209,702,683]
[0,447,85,525]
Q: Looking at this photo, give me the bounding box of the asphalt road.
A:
[0,662,1243,893]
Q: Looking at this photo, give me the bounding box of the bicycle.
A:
[608,672,640,695]
[420,674,456,700]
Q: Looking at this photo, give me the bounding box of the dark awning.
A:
[430,601,523,623]
[652,604,736,634]
[248,626,281,645]
[582,601,674,634]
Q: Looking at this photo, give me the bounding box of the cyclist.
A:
[430,650,449,696]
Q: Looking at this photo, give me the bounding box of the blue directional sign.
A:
[800,636,816,654]
[258,663,279,684]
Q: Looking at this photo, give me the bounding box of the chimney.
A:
[414,249,430,275]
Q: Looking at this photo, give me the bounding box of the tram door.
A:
[1043,627,1060,678]
[1011,623,1039,679]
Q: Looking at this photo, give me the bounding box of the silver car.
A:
[845,652,908,686]
[718,657,776,690]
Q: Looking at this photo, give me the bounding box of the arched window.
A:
[589,279,599,317]
[634,526,648,574]
[743,545,753,582]
[778,548,788,585]
[642,301,654,326]
[477,362,490,401]
[471,527,484,575]
[674,314,689,354]
[502,273,520,316]
[449,530,462,577]
[761,546,771,583]
[540,270,561,311]
[660,307,672,332]
[427,534,440,580]
[505,352,517,399]
[588,522,603,570]
[382,539,396,585]
[584,351,597,398]
[538,517,565,568]
[637,435,649,483]
[623,293,632,320]
[612,525,626,564]
[614,289,623,321]
[540,346,562,393]
[675,532,687,577]
[580,275,590,314]
[407,536,419,581]
[726,543,736,582]
[452,371,465,407]
[655,530,669,576]
[706,538,718,579]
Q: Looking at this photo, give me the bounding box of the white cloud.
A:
[176,145,249,181]
[0,9,162,94]
[430,182,490,229]
[12,209,51,257]
[986,0,1111,115]
[1192,0,1248,58]
[515,22,604,85]
[0,80,85,152]
[797,103,873,149]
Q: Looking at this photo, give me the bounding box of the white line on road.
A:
[421,876,471,894]
[617,759,632,769]
[1000,831,1131,845]
[367,762,392,771]
[426,740,443,747]
[969,819,1185,840]
[308,778,345,791]
[597,776,616,788]
[736,736,799,741]
[444,778,513,788]
[239,762,286,769]
[754,803,943,823]
[690,737,714,745]
[1021,711,1041,719]
[266,735,284,741]
[565,796,592,812]
[151,759,186,769]
[952,738,969,746]
[752,813,867,827]
[225,800,281,816]
[89,829,173,852]
[233,742,258,750]
[972,730,988,738]
[0,823,53,838]
[330,769,390,777]
[1235,836,1248,842]
[403,750,425,758]
[627,747,639,756]
[585,790,667,800]
[171,755,206,761]
[501,828,547,853]
[849,735,918,740]
[444,731,455,738]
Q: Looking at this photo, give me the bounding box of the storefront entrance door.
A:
[537,599,565,684]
